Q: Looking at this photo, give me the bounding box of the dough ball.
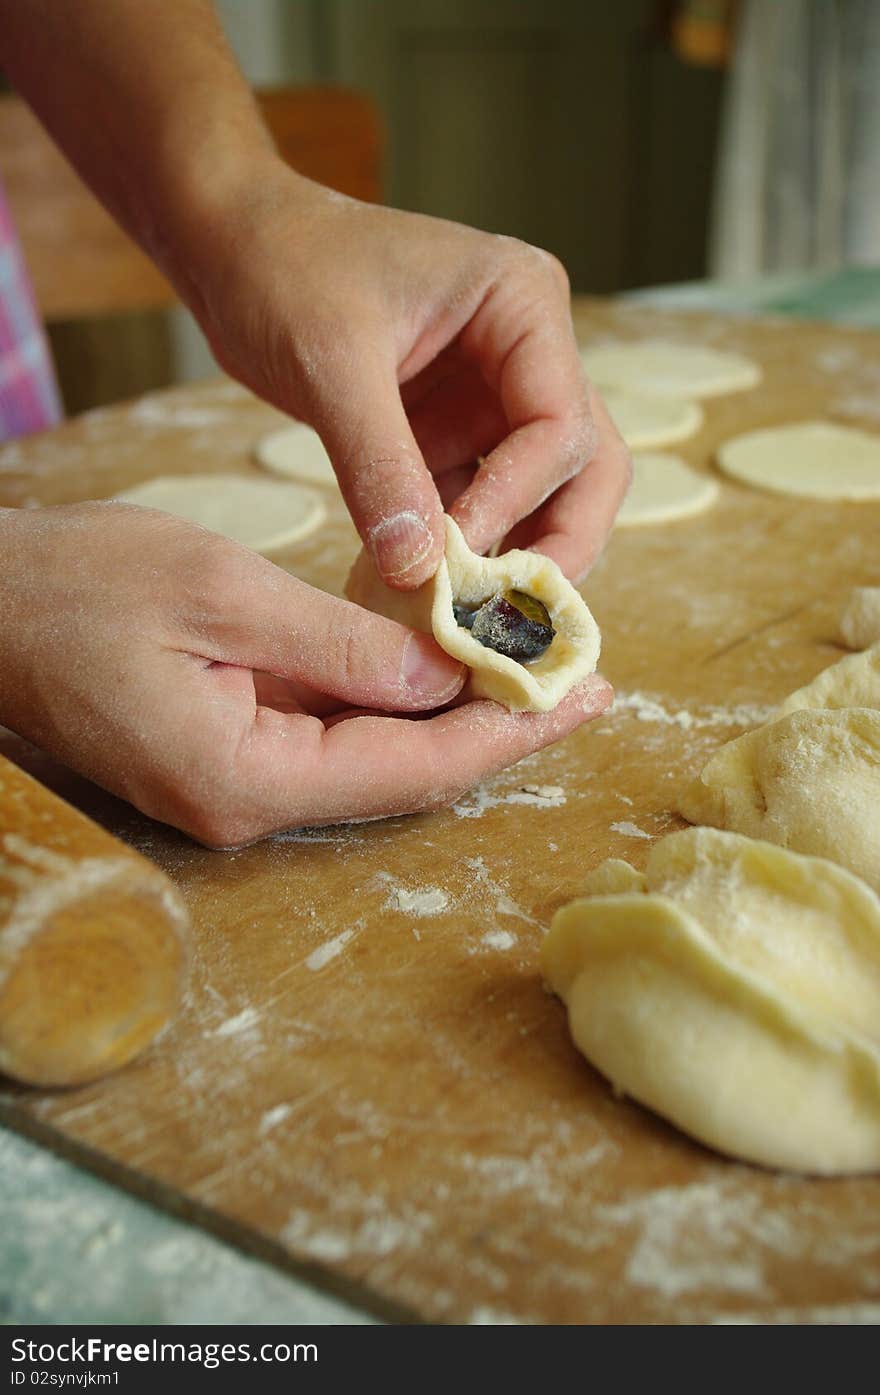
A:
[114,474,326,553]
[543,826,880,1173]
[616,452,720,527]
[601,387,704,450]
[345,515,600,712]
[580,340,761,399]
[678,707,880,891]
[717,420,880,500]
[253,424,338,488]
[836,588,880,650]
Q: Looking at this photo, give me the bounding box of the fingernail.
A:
[369,511,433,580]
[400,632,465,703]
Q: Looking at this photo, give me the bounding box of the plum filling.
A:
[454,589,555,663]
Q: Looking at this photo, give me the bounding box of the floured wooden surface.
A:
[2,302,880,1324]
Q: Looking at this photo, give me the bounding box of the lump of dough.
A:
[776,643,880,717]
[345,516,600,712]
[836,588,880,650]
[542,826,880,1173]
[601,387,704,450]
[616,453,720,527]
[678,708,880,891]
[717,420,880,500]
[580,340,761,399]
[114,473,326,553]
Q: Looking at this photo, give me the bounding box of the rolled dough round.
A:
[601,387,704,450]
[617,452,720,527]
[580,340,761,399]
[717,420,880,500]
[115,474,326,553]
[346,516,600,712]
[253,424,338,488]
[543,826,880,1174]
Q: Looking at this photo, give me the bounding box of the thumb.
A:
[197,557,465,711]
[307,339,446,589]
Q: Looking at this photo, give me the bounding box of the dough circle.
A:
[542,826,880,1174]
[253,424,338,488]
[115,474,326,553]
[617,452,720,527]
[717,420,880,499]
[345,516,600,712]
[580,340,760,399]
[601,387,704,450]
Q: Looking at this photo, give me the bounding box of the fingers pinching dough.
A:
[543,827,880,1174]
[346,516,600,712]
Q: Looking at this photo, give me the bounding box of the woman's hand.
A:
[0,505,612,846]
[183,167,632,590]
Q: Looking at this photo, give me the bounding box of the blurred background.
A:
[3,0,878,417]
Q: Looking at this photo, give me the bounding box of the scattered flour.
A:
[474,930,516,953]
[259,1103,293,1135]
[210,1007,261,1039]
[612,689,774,731]
[464,857,542,928]
[283,1196,433,1264]
[470,1306,527,1325]
[453,782,567,818]
[305,928,355,972]
[127,399,233,431]
[595,1183,772,1300]
[610,821,653,840]
[389,886,449,917]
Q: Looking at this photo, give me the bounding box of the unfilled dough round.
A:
[543,826,880,1174]
[115,474,326,553]
[617,452,720,527]
[717,420,880,500]
[345,516,600,712]
[253,424,338,488]
[836,588,880,650]
[601,387,704,450]
[580,340,761,399]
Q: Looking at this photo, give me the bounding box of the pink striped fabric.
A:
[0,177,62,441]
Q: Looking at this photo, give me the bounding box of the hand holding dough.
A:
[543,827,880,1174]
[346,516,600,712]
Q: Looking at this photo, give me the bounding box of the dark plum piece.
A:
[469,588,554,663]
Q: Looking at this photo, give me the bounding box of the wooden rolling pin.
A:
[0,754,189,1087]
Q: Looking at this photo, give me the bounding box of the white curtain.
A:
[710,0,880,277]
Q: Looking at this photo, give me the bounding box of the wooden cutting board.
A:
[3,301,880,1324]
